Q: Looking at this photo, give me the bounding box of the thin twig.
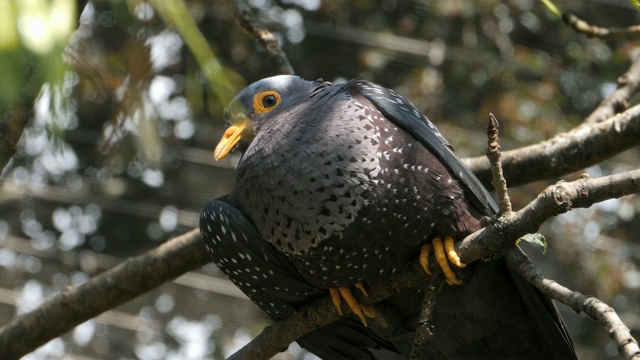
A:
[235,2,295,75]
[482,114,636,358]
[464,103,640,187]
[486,113,512,214]
[504,247,640,360]
[563,13,640,42]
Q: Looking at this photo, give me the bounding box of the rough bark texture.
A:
[0,229,206,360]
[465,104,640,187]
[505,248,640,360]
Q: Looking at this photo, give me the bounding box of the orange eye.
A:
[253,91,281,113]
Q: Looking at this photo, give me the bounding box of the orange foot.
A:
[329,281,376,326]
[420,236,467,285]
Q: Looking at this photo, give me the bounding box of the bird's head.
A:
[214,75,326,160]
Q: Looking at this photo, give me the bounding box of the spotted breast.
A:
[228,80,487,288]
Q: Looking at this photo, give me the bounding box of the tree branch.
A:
[0,229,207,360]
[235,1,295,75]
[457,169,640,261]
[485,114,639,359]
[563,13,640,42]
[464,103,640,187]
[504,247,640,360]
[486,113,512,213]
[583,52,640,125]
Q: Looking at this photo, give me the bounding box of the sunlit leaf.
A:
[517,233,548,254]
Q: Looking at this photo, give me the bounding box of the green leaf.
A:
[517,233,547,254]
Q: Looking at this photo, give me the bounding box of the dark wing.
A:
[200,197,400,359]
[349,80,498,216]
[201,198,322,317]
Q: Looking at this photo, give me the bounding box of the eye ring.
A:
[253,91,281,114]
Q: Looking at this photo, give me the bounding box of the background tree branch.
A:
[582,51,640,125]
[465,103,640,188]
[235,1,295,75]
[0,229,206,360]
[563,13,640,42]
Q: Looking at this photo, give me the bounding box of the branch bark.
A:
[563,13,640,42]
[583,51,640,125]
[505,247,640,360]
[465,103,640,188]
[457,169,640,262]
[235,1,295,75]
[0,229,207,360]
[486,113,512,213]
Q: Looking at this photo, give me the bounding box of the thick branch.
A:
[505,247,640,360]
[457,169,640,261]
[229,261,439,360]
[465,104,640,187]
[0,229,207,360]
[232,169,640,359]
[228,293,338,360]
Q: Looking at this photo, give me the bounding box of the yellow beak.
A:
[214,120,248,160]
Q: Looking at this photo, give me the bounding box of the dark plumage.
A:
[200,75,576,359]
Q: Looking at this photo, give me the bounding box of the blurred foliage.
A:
[0,0,639,359]
[147,0,243,104]
[0,0,76,112]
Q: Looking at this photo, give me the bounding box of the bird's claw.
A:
[329,281,375,326]
[420,236,466,285]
